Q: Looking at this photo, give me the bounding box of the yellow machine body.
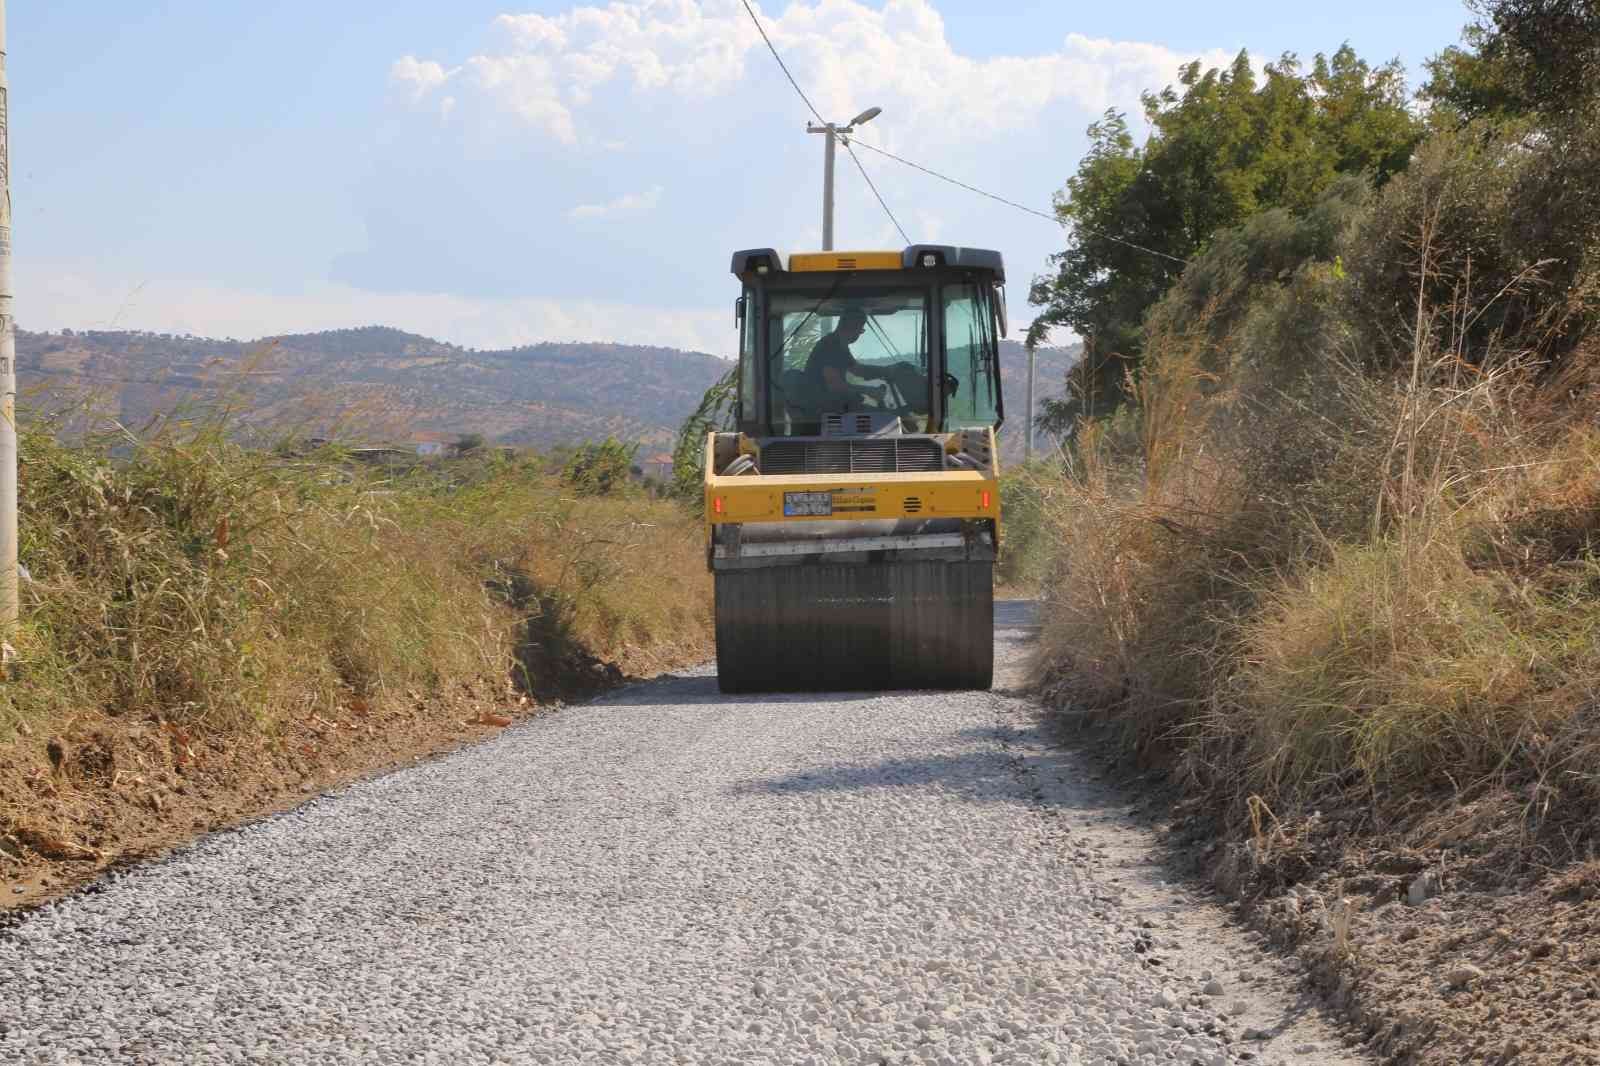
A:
[708,244,1008,693]
[705,432,1000,526]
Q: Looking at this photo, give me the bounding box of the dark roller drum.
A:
[714,560,994,693]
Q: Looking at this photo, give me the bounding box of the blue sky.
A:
[14,1,1473,355]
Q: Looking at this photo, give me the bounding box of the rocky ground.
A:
[1193,788,1600,1064]
[1048,713,1600,1064]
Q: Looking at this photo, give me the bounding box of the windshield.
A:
[766,283,930,435]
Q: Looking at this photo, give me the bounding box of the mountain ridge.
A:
[18,324,1077,456]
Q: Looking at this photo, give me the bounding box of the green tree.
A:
[560,437,639,496]
[1030,46,1422,430]
[1424,1,1600,123]
[670,367,737,501]
[1422,24,1534,123]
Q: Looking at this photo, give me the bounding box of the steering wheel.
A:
[845,363,928,417]
[847,381,895,412]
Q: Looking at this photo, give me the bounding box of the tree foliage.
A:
[670,366,738,501]
[1425,0,1600,123]
[560,436,639,496]
[1029,46,1423,430]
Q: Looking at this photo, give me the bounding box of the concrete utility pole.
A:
[1025,343,1036,463]
[0,0,17,637]
[807,106,881,251]
[818,127,835,250]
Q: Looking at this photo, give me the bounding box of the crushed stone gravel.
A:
[0,602,1367,1065]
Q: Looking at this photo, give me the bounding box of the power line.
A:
[841,138,910,244]
[738,0,910,244]
[738,0,823,126]
[851,137,1059,226]
[849,136,1190,266]
[737,0,1185,268]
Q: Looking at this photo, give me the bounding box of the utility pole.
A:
[0,0,17,639]
[817,125,835,250]
[806,106,881,252]
[1025,343,1036,463]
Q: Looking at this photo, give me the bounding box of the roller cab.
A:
[707,245,1006,693]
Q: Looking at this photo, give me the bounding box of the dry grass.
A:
[1,416,711,745]
[1028,226,1600,836]
[1026,313,1261,751]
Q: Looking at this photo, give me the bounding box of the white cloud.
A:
[390,55,454,102]
[20,266,732,356]
[567,185,664,219]
[396,1,1234,150]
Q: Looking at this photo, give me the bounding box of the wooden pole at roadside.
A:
[0,0,17,642]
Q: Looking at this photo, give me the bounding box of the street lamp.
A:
[806,105,882,251]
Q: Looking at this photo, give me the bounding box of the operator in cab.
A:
[805,308,889,411]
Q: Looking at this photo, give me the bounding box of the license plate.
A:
[784,491,833,517]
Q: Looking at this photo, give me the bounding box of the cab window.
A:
[737,288,757,427]
[941,281,1001,429]
[765,284,930,435]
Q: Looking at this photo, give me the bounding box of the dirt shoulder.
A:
[0,640,708,917]
[1041,713,1600,1066]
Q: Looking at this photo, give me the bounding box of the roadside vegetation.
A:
[1020,8,1600,1057]
[1025,0,1600,836]
[1,411,709,897]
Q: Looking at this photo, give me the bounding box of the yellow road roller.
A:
[706,245,1006,693]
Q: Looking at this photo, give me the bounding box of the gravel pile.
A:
[1,609,1342,1065]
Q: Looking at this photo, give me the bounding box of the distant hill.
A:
[17,325,1077,456]
[995,338,1079,463]
[17,326,733,451]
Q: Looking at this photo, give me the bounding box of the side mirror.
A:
[995,285,1008,337]
[734,296,746,330]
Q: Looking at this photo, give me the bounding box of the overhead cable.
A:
[848,137,1190,266]
[738,0,911,245]
[737,0,1186,268]
[842,139,911,244]
[738,0,824,126]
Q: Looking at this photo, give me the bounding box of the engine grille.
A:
[760,437,944,475]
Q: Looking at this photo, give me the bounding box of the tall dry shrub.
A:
[1210,407,1600,818]
[1028,310,1243,750]
[1201,214,1600,819]
[5,422,511,737]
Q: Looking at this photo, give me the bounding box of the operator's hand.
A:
[846,382,887,410]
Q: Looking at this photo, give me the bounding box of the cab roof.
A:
[730,244,1005,284]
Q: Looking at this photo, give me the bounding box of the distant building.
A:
[640,452,675,482]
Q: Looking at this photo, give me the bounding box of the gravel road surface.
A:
[1,602,1367,1065]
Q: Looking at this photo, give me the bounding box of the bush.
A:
[1340,117,1600,373]
[996,464,1061,589]
[1,417,710,742]
[1034,314,1600,824]
[7,424,501,736]
[560,437,639,496]
[1030,131,1600,828]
